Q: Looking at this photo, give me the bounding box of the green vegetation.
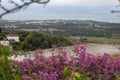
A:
[70,36,120,44]
[0,30,72,51]
[1,20,120,38]
[18,31,30,42]
[0,33,5,40]
[85,37,120,44]
[0,46,10,56]
[63,67,90,80]
[0,46,21,80]
[1,20,120,50]
[12,31,30,51]
[13,31,73,51]
[115,75,120,80]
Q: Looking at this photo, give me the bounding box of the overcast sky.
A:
[1,0,120,23]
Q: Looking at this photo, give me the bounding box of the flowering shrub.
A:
[0,46,21,80]
[12,44,120,80]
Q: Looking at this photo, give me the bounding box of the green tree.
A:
[21,32,72,51]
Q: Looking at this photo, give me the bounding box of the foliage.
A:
[63,67,90,80]
[0,46,10,56]
[21,32,73,51]
[18,31,30,42]
[12,43,22,51]
[1,44,120,80]
[0,33,5,40]
[0,46,21,80]
[115,75,120,80]
[11,31,30,51]
[11,44,120,80]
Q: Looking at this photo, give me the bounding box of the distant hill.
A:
[1,20,120,37]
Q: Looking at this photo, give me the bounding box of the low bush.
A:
[11,44,120,80]
[0,46,21,80]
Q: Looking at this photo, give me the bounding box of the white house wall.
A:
[7,36,20,42]
[0,41,10,46]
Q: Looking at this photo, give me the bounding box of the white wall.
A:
[7,36,20,42]
[0,41,9,46]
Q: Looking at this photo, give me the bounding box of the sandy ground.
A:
[10,43,120,61]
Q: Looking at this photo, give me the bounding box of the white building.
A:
[7,34,20,42]
[0,41,10,46]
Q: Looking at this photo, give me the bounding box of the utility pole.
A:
[0,17,2,22]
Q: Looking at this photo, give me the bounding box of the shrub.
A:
[0,46,21,80]
[12,44,120,80]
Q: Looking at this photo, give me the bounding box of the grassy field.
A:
[69,36,120,44]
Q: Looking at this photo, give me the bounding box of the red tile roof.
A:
[7,34,19,37]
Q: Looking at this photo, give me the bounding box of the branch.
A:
[111,10,120,13]
[0,0,50,18]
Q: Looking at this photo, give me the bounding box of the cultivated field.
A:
[70,36,120,44]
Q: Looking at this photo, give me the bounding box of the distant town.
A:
[1,20,120,37]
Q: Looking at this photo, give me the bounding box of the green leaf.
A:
[14,75,22,80]
[63,67,70,77]
[74,72,81,78]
